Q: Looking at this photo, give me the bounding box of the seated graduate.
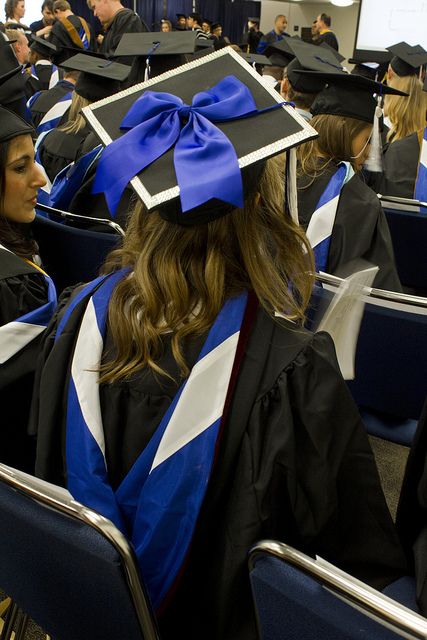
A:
[296,65,405,291]
[0,32,28,120]
[36,53,131,183]
[279,38,340,122]
[383,43,427,145]
[379,45,427,198]
[32,48,407,640]
[0,106,56,472]
[24,34,61,99]
[27,67,78,135]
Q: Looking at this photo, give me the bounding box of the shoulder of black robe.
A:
[68,170,134,231]
[33,285,407,639]
[298,163,402,291]
[0,248,48,471]
[50,16,97,63]
[24,72,42,100]
[378,132,420,198]
[100,9,146,57]
[37,125,89,182]
[29,80,73,128]
[317,31,339,51]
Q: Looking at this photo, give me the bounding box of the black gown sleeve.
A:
[0,272,47,327]
[0,270,48,471]
[328,176,402,291]
[250,330,407,588]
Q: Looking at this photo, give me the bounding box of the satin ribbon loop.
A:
[93,75,262,216]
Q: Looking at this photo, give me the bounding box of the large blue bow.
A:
[93,75,261,215]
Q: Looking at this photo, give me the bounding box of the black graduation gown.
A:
[37,124,90,183]
[297,162,402,291]
[32,283,407,640]
[24,62,59,99]
[315,30,339,51]
[378,133,421,199]
[29,79,74,129]
[0,248,48,472]
[49,15,96,63]
[99,9,148,59]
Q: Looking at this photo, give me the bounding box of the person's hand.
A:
[36,25,53,37]
[97,33,104,44]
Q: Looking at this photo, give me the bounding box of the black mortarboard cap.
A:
[114,32,213,80]
[176,13,186,19]
[0,105,33,142]
[285,38,344,92]
[114,32,208,57]
[264,38,295,67]
[387,42,427,77]
[30,34,57,57]
[82,48,317,225]
[61,54,131,102]
[298,71,408,122]
[319,42,345,64]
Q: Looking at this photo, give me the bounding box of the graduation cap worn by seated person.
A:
[294,68,408,172]
[264,37,296,68]
[61,53,132,102]
[387,42,427,78]
[82,47,317,226]
[114,31,214,81]
[30,34,58,59]
[0,103,34,141]
[285,38,346,94]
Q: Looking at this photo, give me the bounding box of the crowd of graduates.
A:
[1,1,427,637]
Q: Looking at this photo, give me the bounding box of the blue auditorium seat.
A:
[0,463,160,640]
[249,540,424,640]
[310,274,427,446]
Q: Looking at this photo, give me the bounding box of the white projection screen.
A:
[354,0,427,62]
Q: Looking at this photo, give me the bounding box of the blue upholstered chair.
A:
[379,196,427,293]
[0,463,160,640]
[249,540,425,640]
[311,273,427,446]
[33,204,123,294]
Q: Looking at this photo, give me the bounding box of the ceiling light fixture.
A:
[331,0,354,7]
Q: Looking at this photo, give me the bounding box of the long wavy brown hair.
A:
[59,92,91,134]
[99,157,314,383]
[385,73,427,142]
[297,113,371,185]
[0,139,38,260]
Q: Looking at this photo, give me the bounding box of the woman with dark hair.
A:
[0,106,56,471]
[4,0,25,23]
[297,71,403,291]
[32,50,407,639]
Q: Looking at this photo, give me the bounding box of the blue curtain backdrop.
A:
[70,0,260,43]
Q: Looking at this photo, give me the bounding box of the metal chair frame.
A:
[36,202,125,237]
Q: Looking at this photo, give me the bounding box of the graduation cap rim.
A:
[114,31,210,57]
[82,46,317,211]
[60,53,131,81]
[30,33,58,52]
[292,69,409,96]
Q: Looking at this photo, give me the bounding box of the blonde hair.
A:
[59,92,90,134]
[384,73,427,142]
[297,113,371,181]
[99,157,314,383]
